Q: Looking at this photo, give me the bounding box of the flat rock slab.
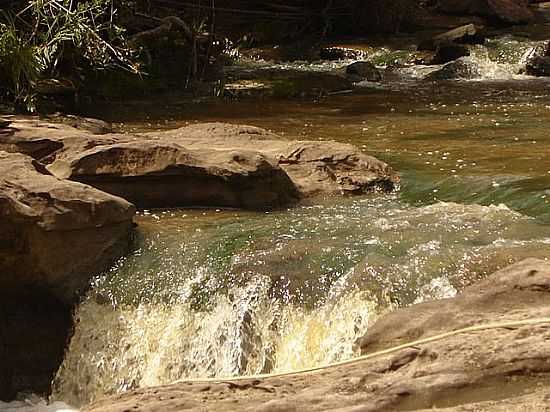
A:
[142,123,399,198]
[1,119,399,210]
[82,259,550,412]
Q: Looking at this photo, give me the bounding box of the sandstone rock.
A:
[0,151,135,400]
[424,56,482,80]
[2,119,399,209]
[142,123,399,197]
[48,141,300,210]
[0,151,135,301]
[438,0,535,25]
[82,259,550,412]
[345,61,383,82]
[0,117,117,160]
[417,24,485,51]
[44,113,112,134]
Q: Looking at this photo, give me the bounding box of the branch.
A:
[129,15,195,46]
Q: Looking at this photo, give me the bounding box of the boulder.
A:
[82,259,550,412]
[48,141,300,210]
[0,151,135,400]
[0,151,135,302]
[2,119,399,209]
[430,42,471,64]
[417,24,485,51]
[526,55,550,76]
[319,47,366,61]
[0,117,117,160]
[437,0,535,24]
[424,56,482,80]
[345,61,383,82]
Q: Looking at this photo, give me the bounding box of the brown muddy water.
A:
[51,40,550,408]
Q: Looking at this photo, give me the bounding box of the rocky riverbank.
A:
[82,258,550,412]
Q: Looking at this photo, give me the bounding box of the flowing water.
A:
[52,32,550,407]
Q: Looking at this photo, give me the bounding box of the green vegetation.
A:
[0,0,135,111]
[0,0,420,111]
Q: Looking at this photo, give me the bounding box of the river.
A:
[49,33,550,408]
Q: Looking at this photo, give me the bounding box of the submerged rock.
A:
[319,46,366,61]
[0,151,135,400]
[346,61,383,82]
[82,259,550,411]
[424,56,482,80]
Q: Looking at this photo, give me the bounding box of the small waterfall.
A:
[52,278,377,407]
[51,197,550,407]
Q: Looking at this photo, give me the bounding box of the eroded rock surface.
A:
[2,119,399,209]
[0,151,135,400]
[142,123,399,197]
[82,258,550,412]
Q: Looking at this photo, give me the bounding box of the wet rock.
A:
[417,24,485,51]
[437,0,535,25]
[319,47,366,61]
[526,55,550,76]
[82,259,550,412]
[424,56,482,80]
[0,151,135,399]
[346,62,383,82]
[3,118,399,209]
[49,141,300,210]
[143,123,399,197]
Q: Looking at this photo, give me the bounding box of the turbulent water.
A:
[52,31,550,408]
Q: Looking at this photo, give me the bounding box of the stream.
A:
[47,32,550,408]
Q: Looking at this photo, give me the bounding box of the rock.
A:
[45,113,112,134]
[430,42,471,64]
[417,24,485,51]
[0,117,116,160]
[0,151,135,301]
[49,141,300,210]
[424,56,482,80]
[141,123,399,197]
[319,47,366,61]
[526,55,550,76]
[0,151,135,400]
[3,118,399,209]
[82,259,550,412]
[345,62,383,82]
[438,0,535,25]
